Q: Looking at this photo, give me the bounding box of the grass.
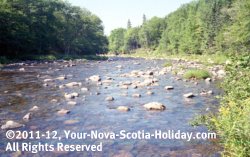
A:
[163,62,172,67]
[183,69,211,79]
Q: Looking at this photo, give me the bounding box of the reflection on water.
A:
[0,57,222,156]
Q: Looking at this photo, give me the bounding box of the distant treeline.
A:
[0,0,108,58]
[109,0,250,55]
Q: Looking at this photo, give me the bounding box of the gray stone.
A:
[1,120,24,129]
[105,96,114,101]
[183,93,195,98]
[117,106,130,112]
[144,102,166,110]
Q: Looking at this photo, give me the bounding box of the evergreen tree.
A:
[127,19,132,29]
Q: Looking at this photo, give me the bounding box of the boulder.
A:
[19,68,25,72]
[29,106,39,112]
[89,75,101,82]
[23,113,31,121]
[57,109,70,115]
[81,87,89,92]
[117,106,130,112]
[183,93,195,98]
[67,101,77,105]
[120,85,129,89]
[105,96,114,101]
[64,82,82,88]
[205,78,212,82]
[1,120,24,129]
[165,86,174,90]
[144,102,166,110]
[55,76,67,80]
[102,80,113,84]
[64,92,79,99]
[44,79,54,82]
[116,65,123,69]
[132,94,141,98]
[146,71,154,75]
[147,91,154,95]
[123,81,132,85]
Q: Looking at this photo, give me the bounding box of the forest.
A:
[0,0,108,60]
[109,0,249,56]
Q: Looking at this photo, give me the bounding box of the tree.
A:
[143,14,147,24]
[108,28,126,53]
[0,0,108,58]
[127,19,132,29]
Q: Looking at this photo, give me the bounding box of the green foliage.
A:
[108,28,126,53]
[158,0,233,55]
[210,54,250,157]
[163,62,172,67]
[108,16,165,53]
[0,0,108,58]
[0,56,9,64]
[183,69,210,79]
[124,27,141,52]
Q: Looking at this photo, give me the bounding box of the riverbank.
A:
[109,49,229,66]
[0,54,108,65]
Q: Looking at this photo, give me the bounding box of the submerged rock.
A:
[144,102,166,110]
[64,120,79,125]
[117,106,130,112]
[29,106,39,112]
[1,120,24,130]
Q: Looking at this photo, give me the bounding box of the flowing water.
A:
[0,57,221,157]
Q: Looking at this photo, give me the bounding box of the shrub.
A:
[183,69,210,79]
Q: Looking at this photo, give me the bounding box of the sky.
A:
[67,0,193,35]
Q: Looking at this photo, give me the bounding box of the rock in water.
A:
[64,92,79,99]
[89,75,101,82]
[117,106,130,112]
[57,109,70,115]
[205,78,212,82]
[19,68,25,72]
[132,94,141,98]
[1,121,24,129]
[183,93,195,98]
[67,101,77,105]
[64,82,82,88]
[23,113,31,121]
[29,106,39,112]
[144,102,166,110]
[105,96,114,101]
[81,87,89,92]
[165,86,174,90]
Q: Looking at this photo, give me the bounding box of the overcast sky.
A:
[67,0,193,35]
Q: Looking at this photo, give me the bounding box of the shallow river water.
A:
[0,57,221,157]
